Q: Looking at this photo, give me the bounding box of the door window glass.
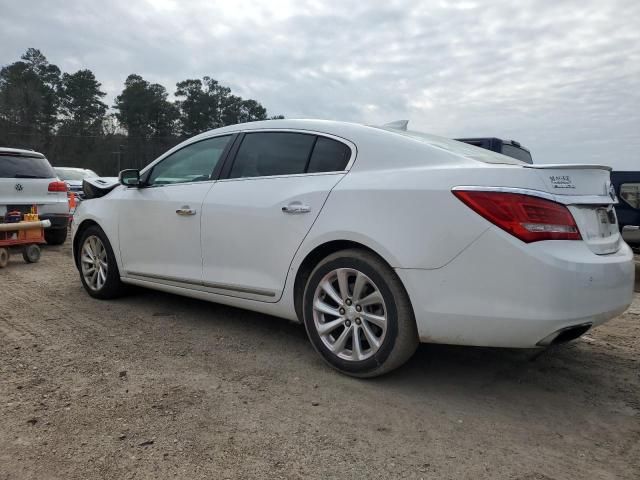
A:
[228,132,315,179]
[147,136,230,185]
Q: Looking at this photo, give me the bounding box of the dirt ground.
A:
[1,242,638,480]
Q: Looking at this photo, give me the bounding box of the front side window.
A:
[147,136,231,185]
[229,132,315,179]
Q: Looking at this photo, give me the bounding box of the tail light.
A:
[48,181,68,192]
[453,190,581,242]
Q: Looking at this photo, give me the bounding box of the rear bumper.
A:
[39,213,70,230]
[397,228,635,348]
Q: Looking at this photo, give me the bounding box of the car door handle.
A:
[176,207,197,216]
[282,203,311,214]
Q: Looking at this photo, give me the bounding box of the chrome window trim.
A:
[452,185,618,205]
[140,129,357,180]
[217,171,345,183]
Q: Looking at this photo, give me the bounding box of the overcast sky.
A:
[1,0,638,168]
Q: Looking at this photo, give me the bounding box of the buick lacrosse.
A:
[72,119,635,377]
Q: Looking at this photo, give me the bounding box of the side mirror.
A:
[119,169,142,187]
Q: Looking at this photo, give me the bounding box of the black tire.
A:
[77,225,126,299]
[45,226,68,245]
[22,244,41,263]
[0,248,8,268]
[302,249,418,378]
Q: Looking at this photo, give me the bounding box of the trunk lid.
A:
[525,164,620,255]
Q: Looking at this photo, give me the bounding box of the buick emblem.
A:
[15,183,23,192]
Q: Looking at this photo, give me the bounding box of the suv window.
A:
[307,137,351,173]
[501,144,532,164]
[147,136,231,185]
[0,154,55,179]
[229,132,315,179]
[620,183,640,209]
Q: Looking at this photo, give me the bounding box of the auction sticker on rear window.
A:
[549,175,576,190]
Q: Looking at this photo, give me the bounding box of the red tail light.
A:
[453,190,581,242]
[48,181,68,192]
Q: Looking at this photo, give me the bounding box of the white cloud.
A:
[1,0,639,168]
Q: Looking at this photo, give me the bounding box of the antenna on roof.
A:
[381,120,409,131]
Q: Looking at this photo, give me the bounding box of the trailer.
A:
[0,219,51,268]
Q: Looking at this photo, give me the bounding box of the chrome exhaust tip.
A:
[536,322,592,347]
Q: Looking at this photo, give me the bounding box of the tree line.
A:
[0,48,283,174]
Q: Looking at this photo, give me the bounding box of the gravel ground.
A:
[1,243,639,479]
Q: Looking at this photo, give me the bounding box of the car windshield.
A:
[55,168,98,180]
[0,153,56,178]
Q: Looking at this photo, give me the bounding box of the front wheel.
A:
[77,226,125,299]
[302,249,418,378]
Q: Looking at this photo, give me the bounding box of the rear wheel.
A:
[45,226,68,245]
[77,226,125,299]
[302,249,418,377]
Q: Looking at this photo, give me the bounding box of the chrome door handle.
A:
[282,203,311,214]
[176,207,197,216]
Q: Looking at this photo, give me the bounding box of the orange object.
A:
[68,192,76,210]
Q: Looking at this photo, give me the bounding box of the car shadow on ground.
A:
[125,286,631,408]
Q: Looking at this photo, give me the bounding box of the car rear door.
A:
[201,131,354,301]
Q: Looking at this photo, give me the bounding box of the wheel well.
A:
[293,240,388,321]
[72,220,99,268]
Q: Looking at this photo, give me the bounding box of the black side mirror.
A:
[119,169,142,187]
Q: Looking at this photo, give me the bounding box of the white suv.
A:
[0,147,70,244]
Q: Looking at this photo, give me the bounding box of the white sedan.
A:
[71,119,635,377]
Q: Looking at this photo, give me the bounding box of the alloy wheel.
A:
[81,235,108,291]
[312,268,387,361]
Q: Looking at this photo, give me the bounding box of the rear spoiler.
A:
[523,164,612,172]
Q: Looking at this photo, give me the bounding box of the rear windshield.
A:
[0,154,55,179]
[382,129,526,165]
[55,167,97,181]
[501,144,533,164]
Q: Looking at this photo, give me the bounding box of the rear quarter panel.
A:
[299,161,550,270]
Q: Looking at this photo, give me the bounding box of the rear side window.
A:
[0,154,55,178]
[229,132,315,179]
[307,137,351,173]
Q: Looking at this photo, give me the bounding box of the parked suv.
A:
[0,148,69,244]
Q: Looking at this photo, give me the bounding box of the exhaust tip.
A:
[537,323,592,347]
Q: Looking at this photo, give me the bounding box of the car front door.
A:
[201,131,353,301]
[118,135,232,284]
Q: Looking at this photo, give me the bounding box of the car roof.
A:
[0,147,46,158]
